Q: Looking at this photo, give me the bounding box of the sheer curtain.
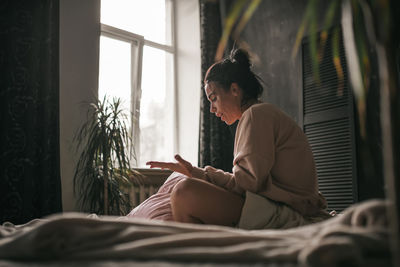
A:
[198,0,236,172]
[0,0,62,224]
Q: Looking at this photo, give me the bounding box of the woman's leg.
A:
[170,178,244,226]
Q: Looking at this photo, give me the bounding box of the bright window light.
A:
[101,0,169,45]
[98,35,132,128]
[139,46,174,166]
[99,0,175,167]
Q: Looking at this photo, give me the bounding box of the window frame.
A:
[99,0,177,167]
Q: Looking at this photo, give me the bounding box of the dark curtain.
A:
[0,0,62,224]
[198,0,236,172]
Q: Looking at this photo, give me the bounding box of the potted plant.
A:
[73,95,142,215]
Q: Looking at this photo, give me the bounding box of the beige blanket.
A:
[0,199,391,266]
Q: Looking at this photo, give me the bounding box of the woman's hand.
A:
[146,154,194,177]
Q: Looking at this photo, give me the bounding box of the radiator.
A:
[129,184,161,207]
[127,169,171,208]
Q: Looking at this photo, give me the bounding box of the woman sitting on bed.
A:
[128,48,330,228]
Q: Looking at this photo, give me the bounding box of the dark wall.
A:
[238,0,306,124]
[224,0,334,125]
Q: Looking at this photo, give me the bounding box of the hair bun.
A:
[230,48,251,70]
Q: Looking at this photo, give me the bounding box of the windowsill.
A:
[133,168,172,186]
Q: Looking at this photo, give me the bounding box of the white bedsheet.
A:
[0,199,391,266]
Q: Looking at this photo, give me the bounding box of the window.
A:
[99,0,176,167]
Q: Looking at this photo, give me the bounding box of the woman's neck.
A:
[241,99,261,113]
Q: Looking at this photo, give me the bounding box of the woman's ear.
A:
[230,83,241,96]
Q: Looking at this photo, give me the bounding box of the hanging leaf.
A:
[332,26,345,97]
[351,0,371,93]
[341,0,366,138]
[232,0,262,40]
[318,0,340,62]
[291,0,314,59]
[308,0,320,84]
[215,0,247,61]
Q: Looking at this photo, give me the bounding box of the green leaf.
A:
[332,26,345,97]
[318,0,340,62]
[232,0,262,40]
[291,0,315,59]
[215,0,247,61]
[73,95,141,215]
[308,0,320,84]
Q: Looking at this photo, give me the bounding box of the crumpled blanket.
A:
[0,199,391,267]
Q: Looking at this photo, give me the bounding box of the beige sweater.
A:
[191,103,327,216]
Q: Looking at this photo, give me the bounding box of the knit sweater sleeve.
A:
[191,107,276,195]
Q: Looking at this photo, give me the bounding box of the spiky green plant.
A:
[73,96,142,215]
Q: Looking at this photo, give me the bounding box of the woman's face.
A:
[205,82,242,125]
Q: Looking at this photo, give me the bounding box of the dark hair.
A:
[204,48,263,105]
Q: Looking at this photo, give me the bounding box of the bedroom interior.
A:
[0,0,399,266]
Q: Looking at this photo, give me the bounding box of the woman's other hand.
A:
[146,154,193,177]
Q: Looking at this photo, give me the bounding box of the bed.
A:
[0,198,392,267]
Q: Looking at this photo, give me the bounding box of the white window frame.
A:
[99,0,178,166]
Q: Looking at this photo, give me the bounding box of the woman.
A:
[144,48,328,228]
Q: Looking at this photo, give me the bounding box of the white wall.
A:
[59,0,100,211]
[175,0,201,165]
